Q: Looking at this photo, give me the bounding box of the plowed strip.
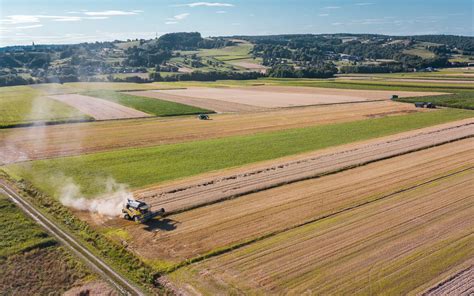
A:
[170,170,474,295]
[48,94,150,120]
[0,101,425,164]
[136,121,474,213]
[106,139,473,262]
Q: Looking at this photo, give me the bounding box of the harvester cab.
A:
[122,199,165,223]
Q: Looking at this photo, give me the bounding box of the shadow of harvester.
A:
[143,218,179,232]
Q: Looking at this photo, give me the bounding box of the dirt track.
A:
[48,94,150,120]
[425,266,474,296]
[142,86,446,109]
[0,101,423,164]
[136,120,474,213]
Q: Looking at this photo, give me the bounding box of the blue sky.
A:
[0,0,472,46]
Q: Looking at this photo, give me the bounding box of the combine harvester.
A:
[122,199,165,223]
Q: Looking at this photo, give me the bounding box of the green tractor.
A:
[197,114,210,120]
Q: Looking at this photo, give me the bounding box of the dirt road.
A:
[136,120,474,213]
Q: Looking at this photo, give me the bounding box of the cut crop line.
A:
[164,166,473,274]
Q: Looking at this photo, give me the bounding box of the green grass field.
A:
[0,85,90,128]
[5,108,472,198]
[82,90,213,116]
[190,43,253,61]
[0,193,55,258]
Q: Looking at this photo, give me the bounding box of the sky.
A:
[0,0,472,46]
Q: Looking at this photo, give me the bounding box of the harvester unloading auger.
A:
[122,199,165,223]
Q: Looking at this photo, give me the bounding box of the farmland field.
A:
[135,121,473,213]
[81,90,212,116]
[1,78,473,296]
[48,94,151,120]
[169,167,473,295]
[0,86,90,128]
[99,139,473,265]
[3,109,472,198]
[0,100,427,163]
[142,86,446,108]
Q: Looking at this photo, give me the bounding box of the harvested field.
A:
[387,78,474,84]
[170,169,474,295]
[228,59,268,71]
[107,139,474,263]
[425,266,474,296]
[5,111,472,199]
[48,94,150,120]
[131,90,264,113]
[143,86,446,109]
[338,76,474,84]
[0,101,426,164]
[135,121,474,213]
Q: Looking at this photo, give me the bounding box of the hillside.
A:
[0,33,473,86]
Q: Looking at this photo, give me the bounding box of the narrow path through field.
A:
[136,120,474,213]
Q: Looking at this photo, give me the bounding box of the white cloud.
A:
[16,24,44,29]
[331,22,344,26]
[52,16,82,22]
[165,13,190,24]
[319,14,329,17]
[177,2,234,7]
[85,16,110,20]
[324,6,340,9]
[216,10,227,13]
[356,2,374,6]
[84,10,140,16]
[0,14,113,25]
[0,15,41,25]
[167,13,190,21]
